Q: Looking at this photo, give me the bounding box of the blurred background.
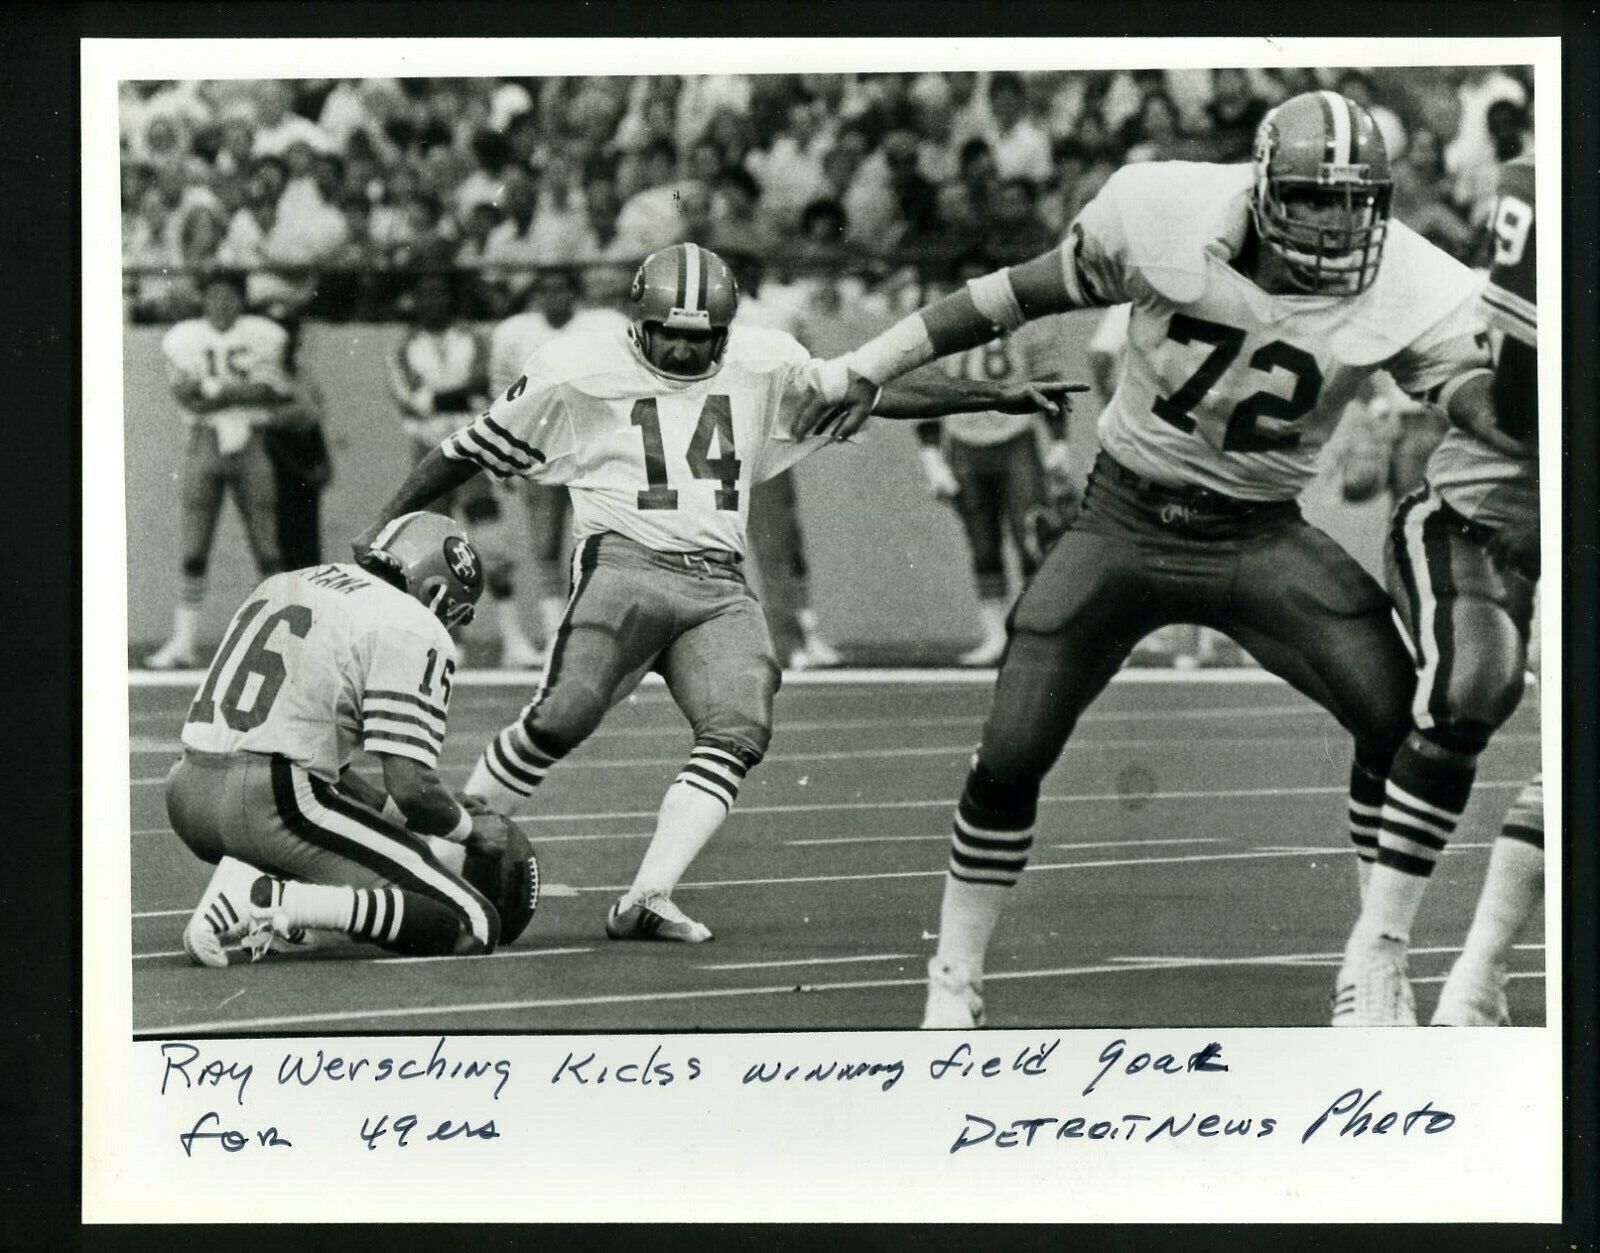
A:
[119,65,1535,667]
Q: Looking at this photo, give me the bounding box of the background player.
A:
[1377,153,1542,1026]
[488,266,628,661]
[146,269,292,669]
[913,253,1074,666]
[358,242,1079,944]
[798,91,1526,1027]
[390,274,542,667]
[168,512,531,966]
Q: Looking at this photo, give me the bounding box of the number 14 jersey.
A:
[1062,161,1491,502]
[180,564,458,783]
[441,324,834,556]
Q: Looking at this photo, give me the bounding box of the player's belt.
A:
[1094,453,1293,517]
[593,532,742,568]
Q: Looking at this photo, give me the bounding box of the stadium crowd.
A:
[121,67,1532,323]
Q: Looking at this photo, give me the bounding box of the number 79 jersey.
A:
[1062,162,1490,502]
[440,324,834,555]
[180,564,458,783]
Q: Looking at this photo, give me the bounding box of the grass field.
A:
[128,669,1545,1036]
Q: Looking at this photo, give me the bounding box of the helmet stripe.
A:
[1344,94,1364,162]
[1321,90,1351,164]
[696,246,710,312]
[681,242,702,314]
[371,513,415,553]
[673,244,688,311]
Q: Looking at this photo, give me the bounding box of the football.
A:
[461,813,540,946]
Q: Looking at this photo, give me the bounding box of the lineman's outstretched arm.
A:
[353,448,481,556]
[873,374,1088,423]
[800,249,1082,439]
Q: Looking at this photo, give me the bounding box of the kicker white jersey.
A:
[1061,162,1491,501]
[441,323,835,555]
[181,563,458,783]
[162,314,290,451]
[489,307,630,396]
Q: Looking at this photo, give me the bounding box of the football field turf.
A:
[128,671,1546,1036]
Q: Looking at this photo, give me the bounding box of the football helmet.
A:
[1251,90,1393,294]
[359,511,485,629]
[627,242,739,380]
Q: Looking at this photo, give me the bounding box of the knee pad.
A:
[959,758,1040,833]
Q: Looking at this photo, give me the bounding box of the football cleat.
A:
[145,637,201,670]
[921,957,985,1029]
[1330,936,1417,1026]
[182,858,288,968]
[605,891,713,943]
[1431,964,1512,1026]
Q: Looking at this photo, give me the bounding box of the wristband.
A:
[843,316,937,387]
[442,805,474,845]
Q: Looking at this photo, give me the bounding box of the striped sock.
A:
[179,575,206,607]
[935,762,1036,976]
[1359,736,1476,943]
[469,720,563,807]
[674,743,751,812]
[1347,759,1385,899]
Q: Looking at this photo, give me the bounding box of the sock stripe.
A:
[386,890,405,942]
[692,746,749,775]
[1375,845,1437,877]
[352,889,370,933]
[1501,821,1544,850]
[1379,815,1449,852]
[1349,831,1379,851]
[488,736,546,793]
[953,827,1034,855]
[679,762,739,798]
[369,888,389,938]
[680,776,733,810]
[1387,780,1467,825]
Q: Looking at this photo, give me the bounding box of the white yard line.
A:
[137,947,1546,1035]
[130,666,1288,690]
[126,779,1529,838]
[700,953,917,972]
[790,835,1224,850]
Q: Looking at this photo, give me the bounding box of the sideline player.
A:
[168,512,534,966]
[489,266,628,659]
[390,275,542,667]
[798,91,1527,1027]
[146,270,291,669]
[913,254,1074,666]
[1381,154,1542,1026]
[359,242,1078,943]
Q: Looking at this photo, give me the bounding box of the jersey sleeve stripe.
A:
[362,711,444,747]
[362,732,442,762]
[461,424,532,472]
[441,432,505,477]
[482,415,546,463]
[364,689,447,721]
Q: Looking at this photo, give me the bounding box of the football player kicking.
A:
[168,512,538,966]
[800,91,1529,1027]
[1406,154,1542,1026]
[358,242,1078,943]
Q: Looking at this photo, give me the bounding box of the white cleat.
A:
[921,957,985,1028]
[605,891,713,943]
[1431,964,1511,1026]
[1331,936,1418,1026]
[144,637,201,670]
[181,858,288,968]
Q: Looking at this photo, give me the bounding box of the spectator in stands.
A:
[982,72,1053,182]
[1390,125,1476,260]
[749,96,833,230]
[1202,68,1268,162]
[1335,70,1407,162]
[1120,89,1189,163]
[708,166,773,257]
[616,137,695,254]
[251,80,331,158]
[481,166,544,307]
[688,134,728,185]
[982,176,1056,268]
[957,138,999,224]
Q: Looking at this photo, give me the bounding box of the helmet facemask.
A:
[1253,177,1391,294]
[630,315,730,381]
[418,575,477,630]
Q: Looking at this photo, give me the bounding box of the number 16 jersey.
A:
[440,324,835,556]
[180,564,458,783]
[1061,161,1491,502]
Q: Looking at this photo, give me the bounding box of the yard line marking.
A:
[378,946,593,966]
[123,737,1542,787]
[1109,942,1544,967]
[700,954,917,972]
[141,945,1543,1034]
[1253,841,1491,854]
[123,705,1337,753]
[125,780,1530,837]
[559,843,1505,895]
[134,886,581,919]
[787,835,1224,850]
[131,666,1290,691]
[133,949,185,960]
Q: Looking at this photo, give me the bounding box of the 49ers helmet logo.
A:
[443,536,482,588]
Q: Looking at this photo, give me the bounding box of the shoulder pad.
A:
[723,325,810,371]
[1100,162,1254,304]
[1329,220,1484,363]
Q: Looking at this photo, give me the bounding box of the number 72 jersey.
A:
[440,324,834,556]
[180,564,459,783]
[1064,161,1491,501]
